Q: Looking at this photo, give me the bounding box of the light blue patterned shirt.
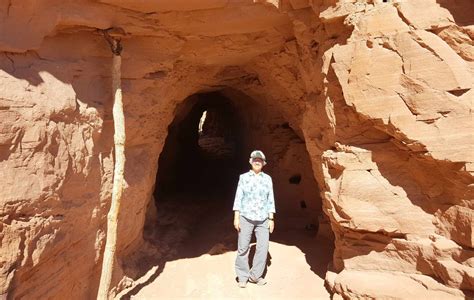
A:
[233,170,276,221]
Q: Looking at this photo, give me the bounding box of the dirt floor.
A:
[118,182,334,299]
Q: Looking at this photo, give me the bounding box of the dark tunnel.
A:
[154,92,246,198]
[129,90,332,298]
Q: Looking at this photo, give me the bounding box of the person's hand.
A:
[268,220,274,233]
[234,217,240,232]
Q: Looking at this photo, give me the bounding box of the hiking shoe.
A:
[249,277,267,285]
[238,281,247,288]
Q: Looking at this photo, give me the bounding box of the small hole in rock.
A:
[447,89,470,97]
[289,174,301,184]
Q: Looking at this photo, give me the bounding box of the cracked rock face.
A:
[0,0,473,299]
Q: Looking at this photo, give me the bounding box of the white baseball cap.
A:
[250,150,266,161]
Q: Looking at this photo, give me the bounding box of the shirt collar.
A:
[248,170,264,177]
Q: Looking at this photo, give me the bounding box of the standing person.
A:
[233,150,276,288]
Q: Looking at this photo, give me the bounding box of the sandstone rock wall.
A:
[0,0,472,298]
[287,0,474,297]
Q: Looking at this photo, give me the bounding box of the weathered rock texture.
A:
[0,0,473,299]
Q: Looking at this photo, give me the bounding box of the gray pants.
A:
[235,215,269,282]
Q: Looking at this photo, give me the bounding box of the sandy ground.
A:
[131,240,332,300]
[119,184,334,300]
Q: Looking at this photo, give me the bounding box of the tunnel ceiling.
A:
[2,0,293,69]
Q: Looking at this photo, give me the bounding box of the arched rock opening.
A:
[126,89,331,297]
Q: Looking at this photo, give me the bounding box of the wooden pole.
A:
[97,35,125,300]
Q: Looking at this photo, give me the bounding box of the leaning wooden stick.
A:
[97,30,125,300]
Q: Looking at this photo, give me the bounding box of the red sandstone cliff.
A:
[0,0,472,298]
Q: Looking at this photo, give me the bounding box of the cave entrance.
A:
[138,90,333,297]
[155,92,245,199]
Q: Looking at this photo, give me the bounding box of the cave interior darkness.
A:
[141,90,333,281]
[155,91,245,199]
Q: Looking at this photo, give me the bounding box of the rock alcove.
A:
[122,89,327,297]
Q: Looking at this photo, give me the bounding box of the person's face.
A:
[250,158,264,172]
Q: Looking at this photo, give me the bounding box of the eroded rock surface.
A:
[0,0,472,299]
